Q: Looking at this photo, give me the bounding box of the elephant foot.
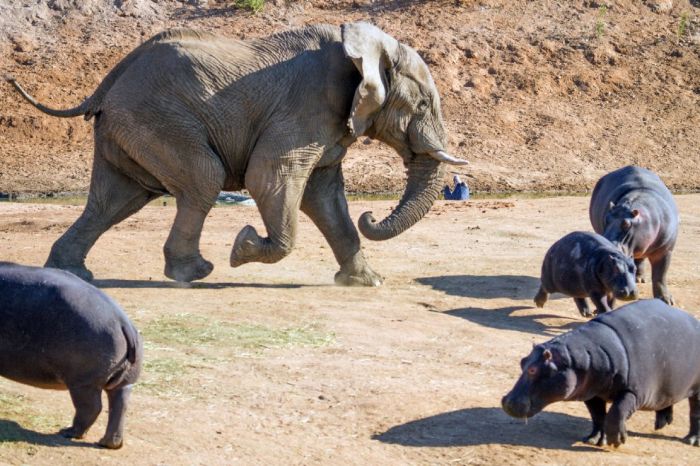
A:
[98,434,124,449]
[583,429,605,446]
[230,225,266,267]
[334,261,383,287]
[164,255,213,282]
[533,289,548,308]
[636,276,646,284]
[45,259,94,282]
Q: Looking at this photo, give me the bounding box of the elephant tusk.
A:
[429,150,469,165]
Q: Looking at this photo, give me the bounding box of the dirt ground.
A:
[0,194,699,465]
[1,1,699,195]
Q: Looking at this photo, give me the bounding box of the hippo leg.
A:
[574,298,593,318]
[98,385,133,449]
[583,397,607,446]
[605,391,637,447]
[654,405,673,430]
[606,292,616,310]
[649,251,674,305]
[589,292,612,315]
[684,394,699,446]
[534,286,548,307]
[59,386,103,440]
[634,258,646,283]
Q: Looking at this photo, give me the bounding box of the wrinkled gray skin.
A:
[8,23,467,286]
[534,231,637,317]
[0,262,142,449]
[589,166,678,304]
[502,300,700,448]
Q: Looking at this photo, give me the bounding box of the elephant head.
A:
[342,22,467,241]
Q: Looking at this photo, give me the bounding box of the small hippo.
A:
[0,263,142,449]
[589,166,679,304]
[534,231,637,317]
[502,299,700,447]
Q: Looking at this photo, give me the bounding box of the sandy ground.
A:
[0,195,699,465]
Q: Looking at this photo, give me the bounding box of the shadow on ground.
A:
[93,279,312,289]
[373,407,598,451]
[417,275,545,300]
[441,306,581,337]
[0,420,98,449]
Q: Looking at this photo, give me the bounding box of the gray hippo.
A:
[0,263,142,449]
[589,165,678,304]
[502,299,700,447]
[534,231,637,317]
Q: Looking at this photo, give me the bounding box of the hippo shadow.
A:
[417,274,556,301]
[441,306,581,337]
[93,279,313,290]
[373,406,598,451]
[0,419,99,449]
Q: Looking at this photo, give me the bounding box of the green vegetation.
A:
[235,0,265,12]
[595,5,608,39]
[678,11,689,39]
[0,392,62,437]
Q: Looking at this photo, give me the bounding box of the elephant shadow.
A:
[0,419,98,449]
[93,279,310,290]
[373,406,598,451]
[416,274,549,301]
[442,305,581,337]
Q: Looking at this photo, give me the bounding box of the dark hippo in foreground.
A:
[534,231,637,317]
[0,263,142,449]
[502,300,700,447]
[589,165,678,304]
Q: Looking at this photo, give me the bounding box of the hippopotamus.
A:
[589,166,679,304]
[502,299,700,447]
[0,263,142,449]
[534,231,638,317]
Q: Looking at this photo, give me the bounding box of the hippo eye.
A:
[527,366,537,377]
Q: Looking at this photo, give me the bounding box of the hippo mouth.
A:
[501,396,542,419]
[614,289,638,301]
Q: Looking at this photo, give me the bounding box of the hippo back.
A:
[589,166,676,234]
[593,299,700,409]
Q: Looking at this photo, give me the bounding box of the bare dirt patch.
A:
[0,195,699,464]
[1,1,699,195]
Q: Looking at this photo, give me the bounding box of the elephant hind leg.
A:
[159,149,225,282]
[46,142,159,281]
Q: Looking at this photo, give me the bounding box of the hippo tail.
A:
[121,322,140,365]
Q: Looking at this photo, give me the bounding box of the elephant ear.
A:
[342,22,400,137]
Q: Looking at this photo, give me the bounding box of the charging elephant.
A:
[9,22,467,285]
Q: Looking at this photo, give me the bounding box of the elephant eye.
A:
[417,99,429,112]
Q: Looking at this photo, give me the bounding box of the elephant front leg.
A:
[231,143,316,269]
[301,165,382,287]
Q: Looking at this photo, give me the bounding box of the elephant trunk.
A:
[359,155,445,241]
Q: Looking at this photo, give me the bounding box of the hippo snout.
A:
[615,286,638,301]
[501,394,530,419]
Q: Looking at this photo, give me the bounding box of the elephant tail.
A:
[7,76,94,120]
[5,30,180,122]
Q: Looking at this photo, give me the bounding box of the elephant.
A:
[9,22,468,286]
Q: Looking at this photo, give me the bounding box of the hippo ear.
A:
[542,349,552,361]
[608,201,615,211]
[631,209,640,218]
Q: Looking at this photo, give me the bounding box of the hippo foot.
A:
[605,426,627,448]
[684,433,699,446]
[335,269,383,287]
[583,430,605,446]
[59,426,86,440]
[98,434,124,449]
[44,261,94,282]
[654,407,673,430]
[164,255,213,282]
